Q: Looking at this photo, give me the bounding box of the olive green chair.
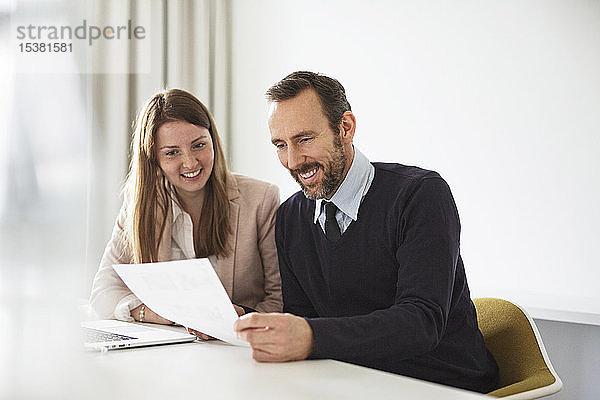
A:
[473,298,562,399]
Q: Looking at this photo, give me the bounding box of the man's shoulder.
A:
[372,162,441,182]
[278,191,312,216]
[371,163,455,207]
[373,162,448,200]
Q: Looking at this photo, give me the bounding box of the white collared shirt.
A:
[171,198,219,266]
[314,147,375,235]
[170,198,196,260]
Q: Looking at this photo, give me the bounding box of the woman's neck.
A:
[174,188,206,222]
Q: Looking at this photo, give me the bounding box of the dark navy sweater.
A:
[275,163,498,393]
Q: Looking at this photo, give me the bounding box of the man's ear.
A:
[339,111,356,144]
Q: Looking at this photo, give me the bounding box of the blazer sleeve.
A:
[306,178,460,362]
[89,202,138,319]
[252,183,283,313]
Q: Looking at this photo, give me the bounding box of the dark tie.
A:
[324,201,341,241]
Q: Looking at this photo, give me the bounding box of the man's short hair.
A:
[265,71,352,133]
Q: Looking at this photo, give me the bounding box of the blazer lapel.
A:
[217,175,240,298]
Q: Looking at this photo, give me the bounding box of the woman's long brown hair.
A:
[124,89,231,263]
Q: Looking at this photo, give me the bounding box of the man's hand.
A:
[234,313,314,362]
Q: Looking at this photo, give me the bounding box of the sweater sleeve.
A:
[306,177,461,362]
[252,183,283,313]
[276,206,319,318]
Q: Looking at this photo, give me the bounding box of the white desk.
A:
[1,315,488,400]
[74,327,488,400]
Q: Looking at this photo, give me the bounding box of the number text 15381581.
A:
[19,42,73,53]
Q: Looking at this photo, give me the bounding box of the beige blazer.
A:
[90,174,282,319]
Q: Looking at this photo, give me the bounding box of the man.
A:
[234,71,498,393]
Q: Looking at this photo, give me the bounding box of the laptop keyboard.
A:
[82,327,137,343]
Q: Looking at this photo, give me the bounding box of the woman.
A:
[90,89,282,326]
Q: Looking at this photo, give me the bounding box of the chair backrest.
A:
[473,298,562,399]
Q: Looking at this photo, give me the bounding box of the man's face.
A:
[268,89,350,200]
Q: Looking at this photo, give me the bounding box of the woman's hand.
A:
[130,304,174,325]
[187,327,214,341]
[233,304,245,317]
[187,305,246,341]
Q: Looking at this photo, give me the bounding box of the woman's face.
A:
[155,120,215,198]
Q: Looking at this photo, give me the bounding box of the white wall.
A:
[229,0,600,318]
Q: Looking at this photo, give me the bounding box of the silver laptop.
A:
[82,320,196,351]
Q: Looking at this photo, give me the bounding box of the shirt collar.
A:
[314,146,373,223]
[169,184,208,222]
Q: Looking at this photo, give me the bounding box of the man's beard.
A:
[289,136,347,200]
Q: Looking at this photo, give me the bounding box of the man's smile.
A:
[299,167,317,179]
[292,163,322,187]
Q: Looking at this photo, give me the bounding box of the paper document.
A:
[114,259,248,346]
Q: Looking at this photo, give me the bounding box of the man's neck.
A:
[325,145,355,200]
